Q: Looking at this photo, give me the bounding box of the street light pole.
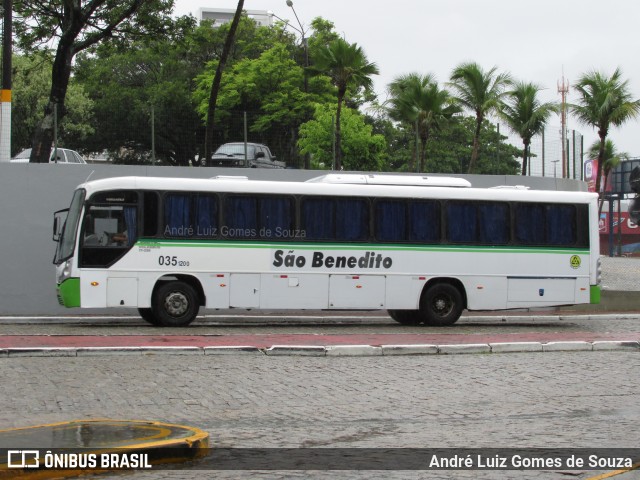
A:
[1,0,12,162]
[286,0,308,92]
[271,2,310,169]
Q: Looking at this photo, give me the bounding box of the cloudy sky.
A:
[174,0,640,158]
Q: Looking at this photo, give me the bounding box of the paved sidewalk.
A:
[0,329,638,357]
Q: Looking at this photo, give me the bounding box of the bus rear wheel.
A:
[151,281,200,327]
[388,309,424,326]
[420,283,463,326]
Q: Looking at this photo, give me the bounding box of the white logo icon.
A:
[7,450,40,468]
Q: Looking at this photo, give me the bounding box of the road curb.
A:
[2,341,638,357]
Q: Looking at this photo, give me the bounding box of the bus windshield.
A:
[54,189,85,264]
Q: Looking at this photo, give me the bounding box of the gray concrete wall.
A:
[0,164,586,315]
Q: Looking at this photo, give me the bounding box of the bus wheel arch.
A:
[150,275,205,327]
[419,278,466,327]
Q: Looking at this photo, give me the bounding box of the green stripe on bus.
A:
[57,278,81,308]
[135,239,589,255]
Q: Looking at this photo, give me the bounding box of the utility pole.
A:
[557,73,569,179]
[1,0,12,162]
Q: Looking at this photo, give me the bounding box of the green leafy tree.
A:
[423,116,521,175]
[14,0,174,163]
[572,68,640,201]
[298,103,386,171]
[12,53,94,156]
[75,17,207,165]
[307,38,379,170]
[194,44,334,166]
[387,73,460,172]
[306,17,339,52]
[449,62,512,173]
[499,81,558,175]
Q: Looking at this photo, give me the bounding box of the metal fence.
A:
[506,126,584,180]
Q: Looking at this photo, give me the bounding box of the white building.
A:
[199,8,273,27]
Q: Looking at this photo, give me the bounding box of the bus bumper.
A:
[590,285,601,304]
[57,278,81,307]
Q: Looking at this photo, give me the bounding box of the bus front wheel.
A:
[138,308,161,326]
[388,309,424,326]
[420,283,463,326]
[152,281,200,327]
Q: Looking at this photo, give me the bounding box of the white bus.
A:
[53,174,601,327]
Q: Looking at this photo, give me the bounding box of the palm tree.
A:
[572,68,640,201]
[308,38,379,170]
[499,81,558,175]
[449,62,511,173]
[387,73,460,172]
[587,139,627,199]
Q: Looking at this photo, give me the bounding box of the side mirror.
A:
[255,151,265,159]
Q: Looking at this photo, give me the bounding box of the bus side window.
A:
[301,198,335,240]
[447,202,478,243]
[547,205,576,245]
[225,196,258,237]
[336,198,369,241]
[259,197,293,235]
[164,194,192,237]
[478,203,509,244]
[195,195,218,238]
[409,201,440,243]
[375,200,406,242]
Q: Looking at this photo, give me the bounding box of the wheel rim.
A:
[431,293,453,318]
[164,291,189,317]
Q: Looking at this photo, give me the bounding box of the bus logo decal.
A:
[570,255,581,269]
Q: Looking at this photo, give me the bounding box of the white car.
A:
[10,148,87,164]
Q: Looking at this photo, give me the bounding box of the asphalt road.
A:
[0,350,638,480]
[1,313,639,479]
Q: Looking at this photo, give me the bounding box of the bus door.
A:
[79,191,139,307]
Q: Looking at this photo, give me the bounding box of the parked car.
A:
[208,142,285,168]
[10,148,87,164]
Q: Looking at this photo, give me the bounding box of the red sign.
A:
[599,212,640,234]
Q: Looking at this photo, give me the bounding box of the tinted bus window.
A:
[195,195,218,238]
[409,201,440,243]
[301,198,334,240]
[225,196,258,238]
[447,202,509,244]
[375,200,406,242]
[164,194,191,237]
[302,197,369,241]
[336,198,369,241]
[547,205,576,245]
[478,203,509,244]
[259,197,293,235]
[515,203,576,246]
[447,202,477,243]
[224,195,293,239]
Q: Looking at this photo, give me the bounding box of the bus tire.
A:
[420,283,463,326]
[387,309,424,326]
[152,281,200,327]
[138,308,160,326]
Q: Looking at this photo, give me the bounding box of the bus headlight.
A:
[57,259,72,284]
[596,257,602,285]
